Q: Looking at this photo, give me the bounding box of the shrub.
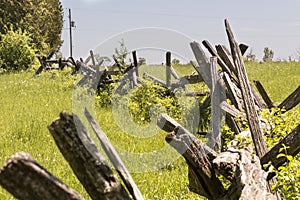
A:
[127,81,181,125]
[268,145,300,200]
[0,27,36,71]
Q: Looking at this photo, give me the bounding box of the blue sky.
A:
[60,0,300,62]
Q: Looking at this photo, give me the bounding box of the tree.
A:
[172,58,180,65]
[246,49,256,61]
[93,54,112,66]
[138,57,146,65]
[0,28,36,71]
[0,0,63,55]
[263,47,274,62]
[113,39,129,72]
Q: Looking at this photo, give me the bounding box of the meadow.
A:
[0,61,299,199]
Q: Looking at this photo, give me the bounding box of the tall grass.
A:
[0,70,90,199]
[246,61,300,104]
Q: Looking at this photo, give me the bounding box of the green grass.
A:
[0,61,299,199]
[0,70,90,199]
[246,61,300,104]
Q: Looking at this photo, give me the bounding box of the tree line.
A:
[0,0,63,71]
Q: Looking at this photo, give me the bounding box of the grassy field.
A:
[0,61,299,199]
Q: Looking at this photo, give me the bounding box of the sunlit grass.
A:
[0,70,90,200]
[246,61,300,105]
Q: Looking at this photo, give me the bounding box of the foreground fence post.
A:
[225,19,268,159]
[84,109,144,200]
[48,111,131,200]
[0,152,85,200]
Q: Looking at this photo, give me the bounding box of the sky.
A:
[60,0,300,63]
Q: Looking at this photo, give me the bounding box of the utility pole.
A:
[68,8,75,57]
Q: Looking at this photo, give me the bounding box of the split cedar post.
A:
[84,109,144,200]
[202,40,233,77]
[239,44,249,56]
[76,61,97,87]
[143,72,167,87]
[209,56,222,151]
[213,44,265,109]
[129,70,134,89]
[225,19,268,159]
[223,22,279,195]
[113,55,122,72]
[181,74,204,84]
[58,58,63,70]
[48,111,131,200]
[190,42,212,89]
[251,84,267,109]
[225,115,241,135]
[123,64,134,75]
[171,74,204,91]
[84,55,91,65]
[131,70,139,88]
[166,51,171,87]
[189,61,206,82]
[157,113,185,132]
[215,44,237,76]
[89,69,106,91]
[67,56,79,72]
[132,50,139,77]
[0,152,85,200]
[169,66,180,79]
[130,51,139,88]
[278,86,300,112]
[90,50,96,66]
[223,72,244,111]
[35,56,47,75]
[253,80,275,109]
[200,93,211,111]
[220,101,245,120]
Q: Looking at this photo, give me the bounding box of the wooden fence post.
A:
[278,86,300,112]
[85,109,144,200]
[166,51,171,87]
[209,56,222,151]
[253,80,275,109]
[90,50,96,66]
[225,19,268,159]
[0,152,85,200]
[48,111,131,200]
[132,50,139,77]
[190,42,212,89]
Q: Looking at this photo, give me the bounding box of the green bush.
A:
[127,81,181,125]
[272,146,300,200]
[260,108,300,199]
[0,28,36,71]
